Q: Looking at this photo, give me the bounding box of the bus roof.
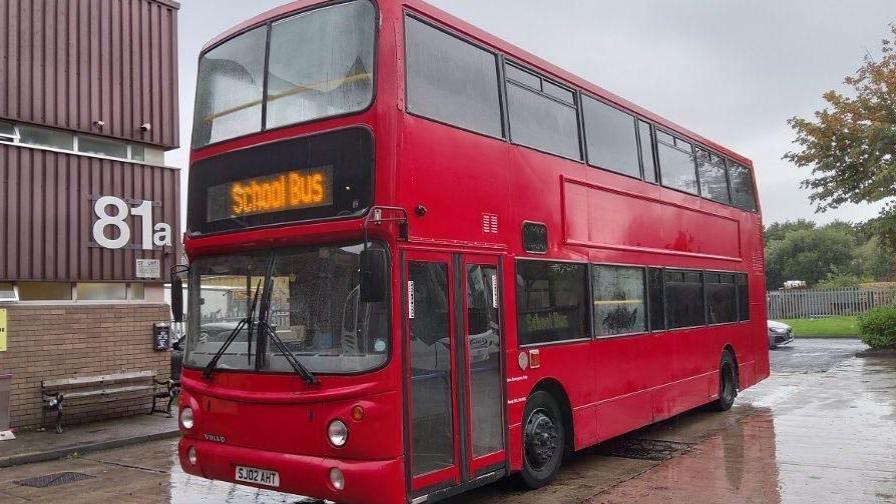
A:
[202,0,753,167]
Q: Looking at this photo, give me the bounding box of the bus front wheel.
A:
[712,351,738,411]
[516,390,565,489]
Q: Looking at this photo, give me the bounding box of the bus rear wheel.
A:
[713,351,738,411]
[516,390,565,489]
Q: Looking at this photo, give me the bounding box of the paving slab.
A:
[0,413,179,468]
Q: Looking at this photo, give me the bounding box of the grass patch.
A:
[780,316,860,338]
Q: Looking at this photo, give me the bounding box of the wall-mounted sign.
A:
[0,309,6,352]
[206,166,334,223]
[92,196,173,250]
[136,259,161,279]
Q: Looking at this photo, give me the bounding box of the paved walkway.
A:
[0,414,178,468]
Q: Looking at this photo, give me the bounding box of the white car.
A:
[768,320,794,349]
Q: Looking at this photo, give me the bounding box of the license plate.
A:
[235,465,280,487]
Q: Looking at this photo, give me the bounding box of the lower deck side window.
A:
[664,270,705,329]
[516,260,588,345]
[593,265,646,336]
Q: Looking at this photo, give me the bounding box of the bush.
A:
[857,307,896,349]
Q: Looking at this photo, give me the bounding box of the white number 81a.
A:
[92,196,173,250]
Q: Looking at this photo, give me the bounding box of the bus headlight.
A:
[187,446,198,465]
[180,407,195,430]
[327,419,348,447]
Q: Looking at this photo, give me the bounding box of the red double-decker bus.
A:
[174,1,769,503]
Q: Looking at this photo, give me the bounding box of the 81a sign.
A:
[92,196,173,250]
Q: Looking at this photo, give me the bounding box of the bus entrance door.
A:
[404,252,506,495]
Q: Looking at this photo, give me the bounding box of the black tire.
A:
[515,390,565,489]
[713,351,738,411]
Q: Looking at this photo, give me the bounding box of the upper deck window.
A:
[267,1,375,129]
[405,16,503,138]
[728,162,758,212]
[505,64,581,160]
[582,96,640,179]
[657,130,699,195]
[193,0,376,148]
[697,149,731,204]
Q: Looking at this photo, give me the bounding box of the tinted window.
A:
[647,268,665,330]
[406,17,502,137]
[17,125,74,150]
[507,81,580,160]
[664,270,704,328]
[657,133,698,194]
[78,136,129,159]
[639,121,658,183]
[267,1,376,129]
[522,222,548,253]
[516,261,588,345]
[706,273,737,324]
[697,150,730,204]
[582,96,640,178]
[593,266,646,336]
[737,273,750,321]
[729,163,758,212]
[193,25,267,147]
[505,64,541,89]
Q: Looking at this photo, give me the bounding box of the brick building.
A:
[0,0,181,429]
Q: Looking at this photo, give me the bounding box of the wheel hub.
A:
[525,409,559,470]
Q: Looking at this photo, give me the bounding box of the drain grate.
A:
[14,472,94,488]
[599,438,695,461]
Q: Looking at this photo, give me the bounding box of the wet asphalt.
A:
[0,338,893,504]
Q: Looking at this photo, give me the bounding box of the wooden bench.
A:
[41,371,178,433]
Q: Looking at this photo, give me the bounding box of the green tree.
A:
[763,219,816,243]
[784,24,896,249]
[764,225,857,288]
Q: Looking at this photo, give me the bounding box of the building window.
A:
[0,282,17,301]
[405,16,503,138]
[506,64,581,160]
[592,265,646,337]
[664,270,704,329]
[516,260,589,345]
[130,283,146,300]
[17,124,74,150]
[0,121,17,142]
[582,96,640,179]
[76,283,128,301]
[705,272,737,324]
[17,282,73,301]
[78,135,129,159]
[657,130,699,195]
[0,122,148,162]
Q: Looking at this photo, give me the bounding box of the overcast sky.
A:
[171,0,896,226]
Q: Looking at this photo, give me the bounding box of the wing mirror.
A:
[359,249,386,303]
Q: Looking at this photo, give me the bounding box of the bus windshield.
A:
[184,242,389,374]
[192,0,376,147]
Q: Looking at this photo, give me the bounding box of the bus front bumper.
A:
[178,437,405,504]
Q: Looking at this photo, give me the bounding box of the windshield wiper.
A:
[202,280,262,379]
[255,253,318,385]
[257,319,318,385]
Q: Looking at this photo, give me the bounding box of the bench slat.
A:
[46,385,156,401]
[42,370,157,389]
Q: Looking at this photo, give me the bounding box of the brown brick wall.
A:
[0,303,172,429]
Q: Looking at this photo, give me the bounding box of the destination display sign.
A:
[206,166,334,222]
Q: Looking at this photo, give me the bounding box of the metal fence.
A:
[767,287,896,319]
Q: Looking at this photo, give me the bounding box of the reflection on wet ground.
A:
[0,339,893,504]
